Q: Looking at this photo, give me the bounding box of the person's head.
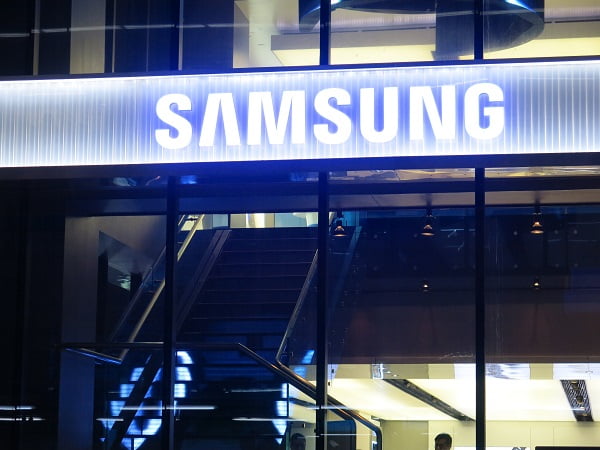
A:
[291,433,306,450]
[434,433,452,450]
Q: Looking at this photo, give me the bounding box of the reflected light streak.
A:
[0,405,35,410]
[233,417,297,421]
[121,405,216,411]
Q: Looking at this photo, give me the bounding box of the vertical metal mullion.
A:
[111,0,117,73]
[474,0,484,60]
[178,0,184,71]
[475,168,486,450]
[162,176,177,450]
[170,0,183,71]
[32,0,41,75]
[316,172,329,450]
[12,184,29,449]
[319,0,331,66]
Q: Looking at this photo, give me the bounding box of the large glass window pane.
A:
[175,171,320,446]
[486,193,600,447]
[484,0,600,59]
[7,176,168,449]
[284,169,477,450]
[182,0,319,69]
[324,1,475,64]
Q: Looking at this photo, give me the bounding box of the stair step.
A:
[205,276,306,290]
[189,303,294,319]
[183,318,288,333]
[211,262,312,277]
[229,227,318,239]
[223,244,317,253]
[198,289,302,303]
[219,251,315,264]
[178,330,281,348]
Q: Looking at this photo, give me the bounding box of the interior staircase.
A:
[98,220,321,449]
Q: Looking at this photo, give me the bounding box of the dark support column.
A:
[319,0,330,65]
[162,176,177,450]
[11,185,28,449]
[474,0,484,59]
[475,168,485,450]
[316,172,329,450]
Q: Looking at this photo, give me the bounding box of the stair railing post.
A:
[316,172,329,450]
[162,176,178,450]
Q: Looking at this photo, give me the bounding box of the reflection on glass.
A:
[94,216,167,345]
[323,1,473,63]
[330,169,476,183]
[487,166,600,178]
[484,0,600,59]
[58,347,163,449]
[486,204,600,447]
[286,206,478,449]
[174,347,318,449]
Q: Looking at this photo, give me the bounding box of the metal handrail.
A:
[123,214,206,345]
[110,215,207,361]
[276,223,361,364]
[272,223,381,449]
[108,214,196,343]
[275,249,319,363]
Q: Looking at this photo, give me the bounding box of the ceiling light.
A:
[530,204,544,235]
[532,277,541,290]
[421,207,435,237]
[331,211,347,237]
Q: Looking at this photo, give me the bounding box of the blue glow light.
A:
[126,420,141,435]
[98,418,120,428]
[130,367,143,382]
[177,351,193,364]
[143,418,161,435]
[144,386,154,398]
[301,350,315,364]
[275,400,288,417]
[294,366,307,378]
[272,419,288,436]
[179,175,198,185]
[280,383,288,399]
[120,384,134,397]
[174,383,186,398]
[110,400,125,417]
[505,0,535,12]
[176,367,192,381]
[111,355,195,446]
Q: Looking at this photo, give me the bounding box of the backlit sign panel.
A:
[0,59,598,168]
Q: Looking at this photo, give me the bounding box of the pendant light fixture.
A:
[530,203,544,235]
[331,210,347,237]
[421,207,435,237]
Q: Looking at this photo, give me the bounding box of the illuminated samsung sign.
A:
[154,82,504,150]
[0,59,599,168]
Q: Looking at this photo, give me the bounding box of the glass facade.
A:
[2,0,600,76]
[1,1,600,450]
[3,167,600,449]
